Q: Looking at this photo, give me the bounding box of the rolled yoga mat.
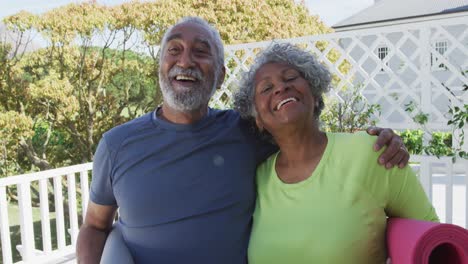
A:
[386,218,468,264]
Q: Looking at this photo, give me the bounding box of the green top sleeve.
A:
[385,163,439,221]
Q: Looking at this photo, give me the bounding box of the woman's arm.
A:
[385,166,439,222]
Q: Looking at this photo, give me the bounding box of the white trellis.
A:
[213,16,467,149]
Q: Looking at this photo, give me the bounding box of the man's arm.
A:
[366,126,410,169]
[76,201,117,264]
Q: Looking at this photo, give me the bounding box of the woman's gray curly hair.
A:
[233,42,331,121]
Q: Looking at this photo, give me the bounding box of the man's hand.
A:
[366,126,409,169]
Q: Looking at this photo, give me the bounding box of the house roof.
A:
[333,0,468,28]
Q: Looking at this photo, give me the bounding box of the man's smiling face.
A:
[159,21,219,112]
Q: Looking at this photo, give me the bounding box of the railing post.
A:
[16,182,35,261]
[420,159,432,201]
[67,173,79,245]
[445,161,453,224]
[80,170,90,220]
[53,176,66,249]
[39,178,52,253]
[465,159,468,229]
[0,186,13,264]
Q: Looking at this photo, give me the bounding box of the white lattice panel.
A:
[214,16,467,135]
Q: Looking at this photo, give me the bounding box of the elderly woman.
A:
[234,43,439,264]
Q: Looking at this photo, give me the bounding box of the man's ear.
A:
[217,66,226,89]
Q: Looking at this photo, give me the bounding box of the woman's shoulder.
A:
[330,132,378,155]
[327,132,389,196]
[326,132,384,173]
[256,151,279,184]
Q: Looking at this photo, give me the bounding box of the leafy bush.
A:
[321,85,381,133]
[399,130,424,154]
[447,75,467,160]
[398,130,452,157]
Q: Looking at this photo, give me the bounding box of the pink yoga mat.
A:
[387,218,468,264]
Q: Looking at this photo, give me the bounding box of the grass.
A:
[6,204,52,226]
[1,204,81,263]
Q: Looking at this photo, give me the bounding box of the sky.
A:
[305,0,373,26]
[0,0,375,27]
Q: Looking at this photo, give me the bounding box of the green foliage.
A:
[404,101,429,125]
[0,111,34,177]
[400,71,467,161]
[320,85,381,133]
[447,96,468,160]
[425,132,453,157]
[399,130,424,154]
[448,104,468,129]
[31,121,74,166]
[446,69,468,160]
[398,130,453,157]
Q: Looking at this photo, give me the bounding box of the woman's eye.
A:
[286,75,298,81]
[262,85,272,93]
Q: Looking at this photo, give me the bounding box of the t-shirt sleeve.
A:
[385,165,439,222]
[90,137,117,206]
[255,139,278,165]
[238,116,278,165]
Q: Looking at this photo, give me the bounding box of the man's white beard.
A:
[159,66,217,112]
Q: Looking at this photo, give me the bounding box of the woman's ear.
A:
[255,117,264,132]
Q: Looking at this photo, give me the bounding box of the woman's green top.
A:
[248,132,439,264]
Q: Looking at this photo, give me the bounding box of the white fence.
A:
[0,163,92,264]
[0,157,466,263]
[410,156,467,227]
[0,15,466,264]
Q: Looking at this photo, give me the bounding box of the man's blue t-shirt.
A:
[90,108,274,263]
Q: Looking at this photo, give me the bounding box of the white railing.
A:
[410,156,468,227]
[0,163,92,264]
[0,157,466,263]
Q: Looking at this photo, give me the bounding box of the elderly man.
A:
[76,17,409,264]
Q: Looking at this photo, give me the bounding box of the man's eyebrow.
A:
[165,34,212,51]
[194,37,212,50]
[166,33,182,43]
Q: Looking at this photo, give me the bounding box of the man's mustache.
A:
[168,66,204,82]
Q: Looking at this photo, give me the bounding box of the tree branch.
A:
[19,138,52,171]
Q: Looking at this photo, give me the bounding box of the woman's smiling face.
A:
[253,62,317,133]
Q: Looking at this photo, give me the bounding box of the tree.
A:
[0,0,332,177]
